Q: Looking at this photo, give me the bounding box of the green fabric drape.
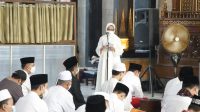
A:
[0,3,74,44]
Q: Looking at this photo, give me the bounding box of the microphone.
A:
[106,32,109,36]
[106,32,109,47]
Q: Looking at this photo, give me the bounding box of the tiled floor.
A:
[80,82,163,101]
[80,83,96,100]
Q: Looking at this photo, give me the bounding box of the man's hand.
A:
[100,45,108,54]
[100,45,115,54]
[109,46,115,52]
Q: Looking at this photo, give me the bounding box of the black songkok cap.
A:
[183,76,199,88]
[63,56,78,70]
[179,66,194,81]
[113,82,129,96]
[12,70,27,81]
[86,95,106,112]
[20,57,35,65]
[128,63,142,71]
[30,74,48,87]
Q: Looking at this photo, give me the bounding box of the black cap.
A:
[12,70,27,81]
[113,82,129,96]
[63,56,78,70]
[30,74,48,87]
[179,66,193,81]
[183,76,199,88]
[86,95,106,112]
[20,57,35,65]
[128,63,142,71]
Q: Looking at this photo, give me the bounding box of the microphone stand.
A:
[106,32,109,80]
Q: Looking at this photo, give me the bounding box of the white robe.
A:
[15,91,48,112]
[161,95,192,112]
[122,71,143,98]
[44,85,76,112]
[22,70,31,96]
[109,93,125,112]
[121,71,143,111]
[100,78,119,94]
[162,77,182,107]
[163,77,182,96]
[95,33,123,91]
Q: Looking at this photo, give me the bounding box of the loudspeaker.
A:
[134,8,159,50]
[135,0,156,9]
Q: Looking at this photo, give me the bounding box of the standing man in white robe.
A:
[100,62,126,94]
[15,74,48,112]
[44,71,77,112]
[95,23,124,91]
[20,57,36,95]
[121,63,143,110]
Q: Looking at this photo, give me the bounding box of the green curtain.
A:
[0,3,74,44]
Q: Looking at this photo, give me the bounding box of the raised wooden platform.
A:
[122,58,199,80]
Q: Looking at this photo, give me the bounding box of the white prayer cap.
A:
[0,89,12,102]
[113,63,126,72]
[93,92,110,101]
[58,71,72,81]
[106,23,116,32]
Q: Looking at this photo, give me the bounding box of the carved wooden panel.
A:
[171,0,200,11]
[184,34,200,58]
[181,0,195,11]
[197,0,200,11]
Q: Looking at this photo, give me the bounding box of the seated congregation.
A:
[0,56,200,112]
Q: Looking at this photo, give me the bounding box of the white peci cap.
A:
[113,63,126,72]
[58,71,72,81]
[0,89,12,102]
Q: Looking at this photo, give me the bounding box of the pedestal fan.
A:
[161,24,190,76]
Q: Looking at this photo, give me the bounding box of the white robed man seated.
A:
[0,70,27,104]
[0,89,13,112]
[109,82,129,112]
[93,92,112,112]
[20,57,36,96]
[44,71,85,112]
[161,76,199,112]
[85,94,107,112]
[162,66,194,108]
[95,23,124,91]
[15,74,48,112]
[99,62,126,94]
[93,83,130,112]
[94,84,144,112]
[121,63,143,110]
